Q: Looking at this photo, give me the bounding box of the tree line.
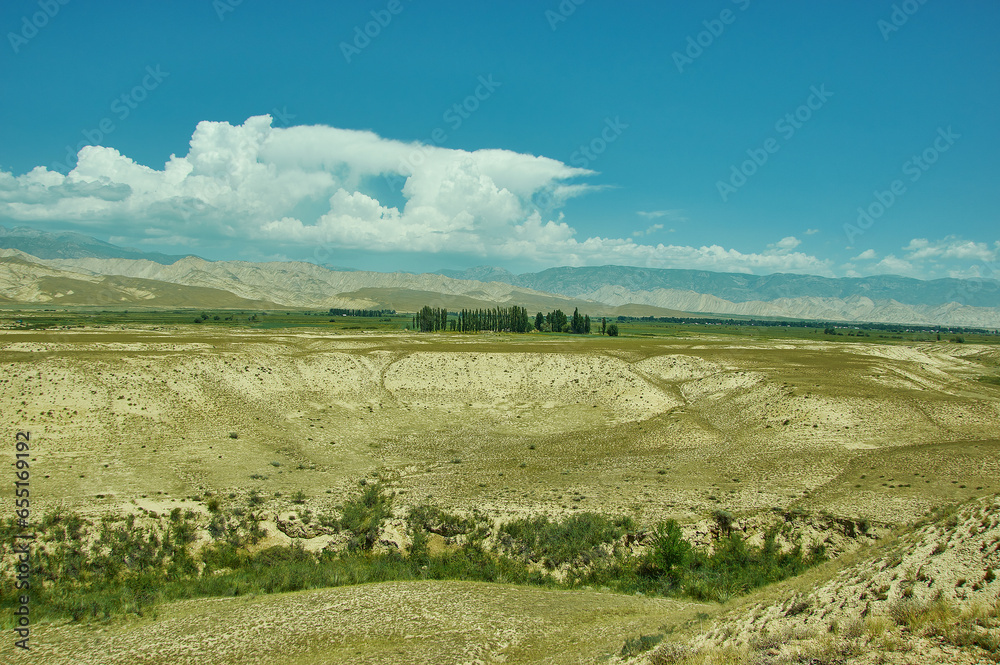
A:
[328,308,396,317]
[411,305,618,335]
[536,308,590,334]
[617,315,997,335]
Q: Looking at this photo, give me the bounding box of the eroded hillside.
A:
[616,495,1000,665]
[2,328,997,526]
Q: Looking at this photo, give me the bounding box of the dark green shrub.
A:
[621,633,665,657]
[340,483,393,551]
[207,513,228,539]
[713,509,734,535]
[407,504,486,539]
[638,520,690,583]
[0,503,832,627]
[500,512,634,568]
[408,528,430,567]
[679,531,821,602]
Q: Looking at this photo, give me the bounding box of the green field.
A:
[4,306,998,344]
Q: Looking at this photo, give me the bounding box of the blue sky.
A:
[1,0,998,280]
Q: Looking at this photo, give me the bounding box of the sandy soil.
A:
[2,328,999,662]
[8,581,702,665]
[2,328,996,525]
[618,495,1000,665]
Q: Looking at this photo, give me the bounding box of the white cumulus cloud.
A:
[769,236,801,251]
[904,236,998,262]
[871,254,918,277]
[0,116,837,275]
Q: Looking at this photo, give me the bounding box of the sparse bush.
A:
[207,513,227,539]
[340,483,393,551]
[865,614,894,640]
[713,509,734,535]
[621,633,665,657]
[407,504,485,539]
[840,617,865,639]
[500,512,634,569]
[680,530,822,602]
[639,520,690,584]
[0,497,836,629]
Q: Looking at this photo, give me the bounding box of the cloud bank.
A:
[2,116,990,279]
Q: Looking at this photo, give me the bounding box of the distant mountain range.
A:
[436,266,1000,328]
[437,265,1000,310]
[0,248,684,318]
[0,225,192,264]
[1,226,998,327]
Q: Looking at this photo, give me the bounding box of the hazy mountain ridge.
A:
[1,226,999,326]
[0,253,280,308]
[440,265,1000,309]
[30,254,573,308]
[580,285,1000,327]
[3,250,641,315]
[0,225,192,264]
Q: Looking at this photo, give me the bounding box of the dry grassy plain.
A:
[2,325,999,662]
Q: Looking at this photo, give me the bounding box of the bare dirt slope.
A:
[615,495,1000,664]
[2,328,997,524]
[2,328,999,663]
